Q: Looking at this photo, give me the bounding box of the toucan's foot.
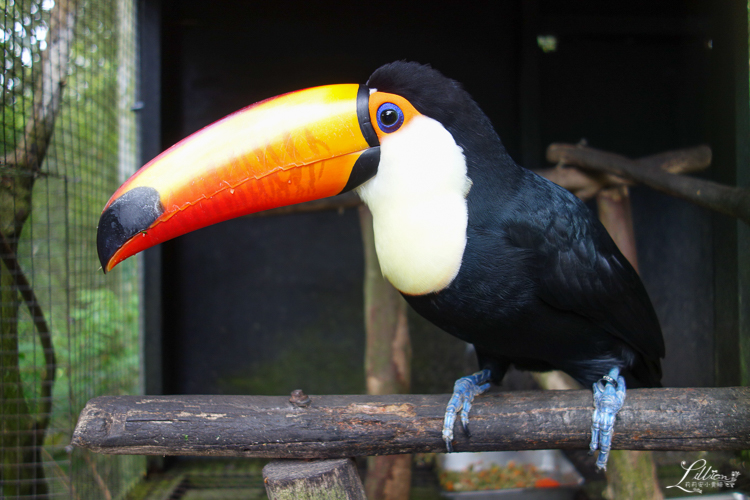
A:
[589,367,626,470]
[442,369,492,452]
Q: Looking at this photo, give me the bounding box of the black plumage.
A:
[368,61,664,389]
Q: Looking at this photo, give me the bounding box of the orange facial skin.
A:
[99,84,378,272]
[367,92,422,141]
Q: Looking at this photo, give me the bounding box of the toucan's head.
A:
[98,62,503,293]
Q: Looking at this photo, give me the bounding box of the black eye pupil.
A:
[376,103,404,133]
[380,109,398,126]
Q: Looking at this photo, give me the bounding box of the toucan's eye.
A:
[377,103,404,133]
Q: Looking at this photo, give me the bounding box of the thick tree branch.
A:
[545,143,750,225]
[3,0,77,173]
[72,388,750,458]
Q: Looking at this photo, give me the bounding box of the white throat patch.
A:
[357,115,471,295]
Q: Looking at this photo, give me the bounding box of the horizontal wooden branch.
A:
[538,145,712,201]
[546,143,750,225]
[71,387,749,458]
[636,145,712,174]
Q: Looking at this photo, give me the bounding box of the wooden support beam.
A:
[359,205,412,499]
[263,459,366,500]
[72,388,749,458]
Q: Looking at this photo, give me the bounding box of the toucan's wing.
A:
[504,187,665,369]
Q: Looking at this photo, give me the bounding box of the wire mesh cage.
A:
[1,0,144,497]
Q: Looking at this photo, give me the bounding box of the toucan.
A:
[97,61,664,469]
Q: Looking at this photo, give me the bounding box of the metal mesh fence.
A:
[1,0,144,497]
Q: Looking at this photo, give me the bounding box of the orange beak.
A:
[97,84,379,272]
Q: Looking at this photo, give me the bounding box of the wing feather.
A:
[505,188,665,365]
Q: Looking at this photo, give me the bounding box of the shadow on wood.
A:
[72,388,749,458]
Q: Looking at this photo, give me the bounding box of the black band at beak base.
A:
[339,147,380,194]
[357,85,379,148]
[338,85,380,194]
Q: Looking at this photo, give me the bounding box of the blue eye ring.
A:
[376,102,404,133]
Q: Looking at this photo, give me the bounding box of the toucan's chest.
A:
[356,116,472,296]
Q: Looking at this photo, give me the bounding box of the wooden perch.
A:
[72,387,750,458]
[545,143,750,225]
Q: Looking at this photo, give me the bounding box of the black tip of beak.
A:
[96,186,164,272]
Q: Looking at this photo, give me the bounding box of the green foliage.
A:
[69,287,140,394]
[1,0,144,497]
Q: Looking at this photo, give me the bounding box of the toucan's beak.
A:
[97,84,379,272]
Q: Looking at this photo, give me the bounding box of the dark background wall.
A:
[138,0,748,397]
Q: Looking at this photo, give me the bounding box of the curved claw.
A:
[589,367,626,470]
[442,369,492,451]
[461,419,471,438]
